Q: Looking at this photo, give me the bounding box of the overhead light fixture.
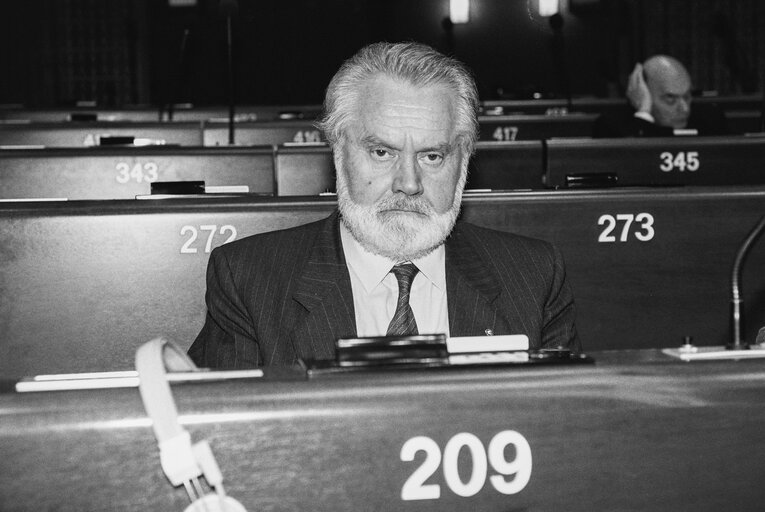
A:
[538,0,559,16]
[450,0,470,24]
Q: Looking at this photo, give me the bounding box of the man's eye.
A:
[422,153,444,164]
[371,148,391,159]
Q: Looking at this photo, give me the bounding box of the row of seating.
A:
[2,109,763,147]
[2,94,761,121]
[0,116,592,146]
[2,186,765,377]
[2,135,765,201]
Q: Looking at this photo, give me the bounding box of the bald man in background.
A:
[593,55,728,137]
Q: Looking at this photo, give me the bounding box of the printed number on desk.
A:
[491,126,519,141]
[598,213,654,242]
[180,224,237,254]
[116,162,159,183]
[659,151,699,172]
[292,130,322,143]
[400,430,532,501]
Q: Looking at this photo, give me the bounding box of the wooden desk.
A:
[2,188,764,377]
[0,146,275,199]
[545,136,765,188]
[2,349,764,511]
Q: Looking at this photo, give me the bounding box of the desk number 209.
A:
[400,430,532,501]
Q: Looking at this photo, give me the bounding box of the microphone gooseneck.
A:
[219,0,239,145]
[729,214,765,350]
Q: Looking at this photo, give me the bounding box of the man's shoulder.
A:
[451,220,554,254]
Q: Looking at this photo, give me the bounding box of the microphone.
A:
[549,13,572,112]
[728,214,765,350]
[167,28,191,122]
[760,66,765,133]
[219,0,239,145]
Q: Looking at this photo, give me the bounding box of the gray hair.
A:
[317,41,479,156]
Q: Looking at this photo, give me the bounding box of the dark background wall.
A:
[1,0,763,108]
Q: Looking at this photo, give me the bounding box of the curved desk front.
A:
[1,350,764,511]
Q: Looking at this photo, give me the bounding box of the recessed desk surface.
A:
[1,187,765,377]
[0,104,323,122]
[203,119,325,146]
[481,94,764,115]
[0,146,275,199]
[0,121,203,146]
[477,113,597,141]
[1,349,764,511]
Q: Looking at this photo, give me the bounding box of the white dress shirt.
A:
[340,223,449,337]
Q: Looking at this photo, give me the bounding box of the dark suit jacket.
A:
[592,103,728,138]
[188,211,580,368]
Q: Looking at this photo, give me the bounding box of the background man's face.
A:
[336,75,466,260]
[648,74,692,129]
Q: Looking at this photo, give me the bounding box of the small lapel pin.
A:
[484,328,494,336]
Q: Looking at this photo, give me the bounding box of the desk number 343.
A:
[400,430,532,501]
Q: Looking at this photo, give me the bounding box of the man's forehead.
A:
[352,76,458,142]
[649,69,691,96]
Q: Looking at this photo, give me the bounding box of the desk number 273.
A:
[598,213,654,242]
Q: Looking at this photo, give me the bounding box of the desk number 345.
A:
[400,430,532,501]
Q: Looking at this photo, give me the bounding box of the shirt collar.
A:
[340,221,446,293]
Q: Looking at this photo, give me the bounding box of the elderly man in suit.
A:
[189,42,580,367]
[593,55,728,137]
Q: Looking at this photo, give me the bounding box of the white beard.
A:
[336,164,466,262]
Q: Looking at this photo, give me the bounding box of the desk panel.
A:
[0,121,203,147]
[0,146,275,199]
[2,351,765,511]
[546,136,765,188]
[1,189,765,376]
[726,110,764,134]
[466,141,544,190]
[274,144,335,196]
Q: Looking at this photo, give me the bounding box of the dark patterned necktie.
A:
[386,263,419,336]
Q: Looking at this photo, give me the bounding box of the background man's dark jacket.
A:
[592,103,728,137]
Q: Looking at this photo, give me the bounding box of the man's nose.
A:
[392,155,424,195]
[678,98,691,115]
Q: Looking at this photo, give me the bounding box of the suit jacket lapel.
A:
[290,211,357,360]
[445,222,505,337]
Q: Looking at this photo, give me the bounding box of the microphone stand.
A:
[759,63,765,133]
[226,13,235,145]
[549,14,572,112]
[218,0,238,145]
[168,28,190,122]
[729,214,765,349]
